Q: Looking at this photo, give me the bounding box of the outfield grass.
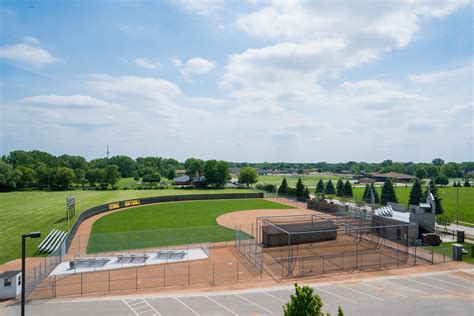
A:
[0,188,253,264]
[88,199,292,253]
[334,186,474,223]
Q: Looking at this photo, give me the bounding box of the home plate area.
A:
[51,249,208,275]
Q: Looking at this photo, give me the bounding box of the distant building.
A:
[229,167,241,174]
[175,169,186,176]
[371,172,416,183]
[173,175,206,186]
[357,177,375,184]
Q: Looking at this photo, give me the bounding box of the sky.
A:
[0,0,472,163]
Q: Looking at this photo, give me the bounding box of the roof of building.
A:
[419,203,431,209]
[372,172,416,180]
[374,205,410,223]
[0,270,21,279]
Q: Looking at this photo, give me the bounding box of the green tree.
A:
[426,166,439,178]
[73,168,86,188]
[0,161,22,191]
[415,167,427,180]
[51,167,75,190]
[85,168,103,186]
[324,179,336,195]
[464,180,471,187]
[16,165,36,188]
[203,160,230,187]
[142,172,161,183]
[167,168,176,180]
[336,179,344,197]
[283,283,342,316]
[278,177,289,195]
[303,187,311,199]
[315,179,325,193]
[103,165,120,186]
[371,183,380,203]
[432,158,445,166]
[436,214,452,230]
[238,167,258,187]
[423,179,444,214]
[295,178,305,198]
[408,178,422,206]
[380,178,398,205]
[343,180,353,197]
[440,162,460,178]
[435,175,449,186]
[108,155,136,178]
[184,158,204,181]
[362,184,371,203]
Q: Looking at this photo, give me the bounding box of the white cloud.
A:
[173,57,215,79]
[173,0,223,16]
[22,95,120,110]
[25,36,40,45]
[135,58,162,70]
[409,66,471,84]
[0,41,59,68]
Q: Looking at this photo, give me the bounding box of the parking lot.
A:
[4,269,473,315]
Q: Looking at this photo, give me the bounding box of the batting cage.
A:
[239,211,419,280]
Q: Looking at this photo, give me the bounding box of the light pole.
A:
[22,232,41,316]
[456,186,459,226]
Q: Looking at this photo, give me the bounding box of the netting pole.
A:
[237,261,239,282]
[108,270,110,292]
[164,266,166,288]
[188,265,191,286]
[379,250,382,269]
[212,263,215,285]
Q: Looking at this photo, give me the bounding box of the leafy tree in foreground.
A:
[380,178,398,205]
[316,179,325,193]
[283,283,343,316]
[51,167,75,190]
[408,178,422,206]
[343,180,353,198]
[423,179,444,214]
[295,178,305,198]
[324,179,336,195]
[336,179,344,197]
[435,175,449,186]
[278,177,289,195]
[238,167,258,187]
[203,160,230,187]
[103,164,121,186]
[184,158,204,181]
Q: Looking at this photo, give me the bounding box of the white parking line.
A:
[206,296,238,316]
[447,273,474,284]
[263,291,287,303]
[338,285,384,301]
[363,282,408,298]
[404,278,458,294]
[314,287,358,304]
[426,276,474,290]
[142,299,161,316]
[236,294,274,314]
[384,279,430,295]
[122,299,139,316]
[175,298,199,316]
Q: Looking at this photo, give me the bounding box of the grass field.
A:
[88,199,292,253]
[257,174,351,187]
[0,188,253,264]
[334,186,474,223]
[431,242,474,264]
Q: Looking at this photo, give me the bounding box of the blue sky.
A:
[0,0,472,162]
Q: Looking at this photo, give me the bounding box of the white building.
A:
[0,270,21,299]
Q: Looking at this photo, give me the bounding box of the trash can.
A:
[456,230,465,243]
[452,244,463,261]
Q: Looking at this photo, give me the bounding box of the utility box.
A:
[456,230,465,243]
[0,271,21,299]
[452,244,463,261]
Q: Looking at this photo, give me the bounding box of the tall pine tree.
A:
[303,186,311,199]
[278,177,288,195]
[343,180,353,197]
[324,179,336,195]
[316,179,325,193]
[362,184,371,203]
[380,178,398,205]
[295,178,305,198]
[423,179,444,214]
[371,183,380,203]
[408,178,422,206]
[336,179,344,197]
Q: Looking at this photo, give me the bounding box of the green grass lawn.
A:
[431,242,474,264]
[0,188,253,264]
[88,199,292,253]
[332,186,474,223]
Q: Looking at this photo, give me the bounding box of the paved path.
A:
[3,269,473,315]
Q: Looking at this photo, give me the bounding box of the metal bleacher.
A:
[37,229,68,253]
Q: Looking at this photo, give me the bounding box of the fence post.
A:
[188,265,191,286]
[212,263,215,285]
[322,257,325,274]
[431,246,434,265]
[237,261,239,282]
[163,266,166,288]
[108,270,110,293]
[379,250,382,269]
[53,275,57,298]
[34,267,36,288]
[135,268,138,291]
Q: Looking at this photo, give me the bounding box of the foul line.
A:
[175,297,199,316]
[338,285,384,301]
[206,296,238,316]
[236,293,274,314]
[313,286,358,304]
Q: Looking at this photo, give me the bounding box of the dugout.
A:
[261,218,338,248]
